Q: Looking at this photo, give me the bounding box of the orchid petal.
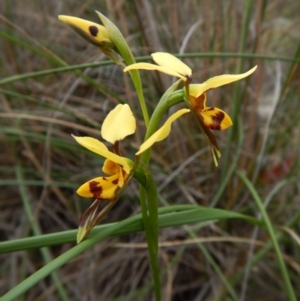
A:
[190,66,257,97]
[76,174,120,200]
[124,63,187,81]
[58,15,112,48]
[136,109,190,155]
[72,135,133,173]
[101,104,136,143]
[102,159,127,187]
[201,107,233,130]
[188,92,207,112]
[102,159,120,175]
[117,168,127,187]
[151,52,192,79]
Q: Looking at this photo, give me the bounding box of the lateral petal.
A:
[201,107,233,130]
[151,52,192,79]
[136,108,190,155]
[72,135,133,173]
[101,104,136,143]
[191,66,257,97]
[76,174,120,200]
[102,159,120,175]
[124,63,187,81]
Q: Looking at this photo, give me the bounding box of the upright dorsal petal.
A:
[101,104,136,144]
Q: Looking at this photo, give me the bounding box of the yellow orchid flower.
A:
[74,104,190,201]
[124,52,192,82]
[73,104,135,201]
[186,66,257,166]
[124,52,257,165]
[74,104,189,242]
[58,14,123,65]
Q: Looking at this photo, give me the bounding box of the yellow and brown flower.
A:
[73,104,189,242]
[185,67,257,165]
[58,13,123,65]
[124,52,257,165]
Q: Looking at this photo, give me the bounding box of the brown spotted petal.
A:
[58,15,124,66]
[102,159,128,188]
[200,107,233,130]
[77,174,121,200]
[58,15,112,48]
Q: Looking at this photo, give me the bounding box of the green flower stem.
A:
[139,186,160,301]
[97,12,149,126]
[136,163,161,300]
[137,81,184,300]
[134,81,184,301]
[236,170,297,301]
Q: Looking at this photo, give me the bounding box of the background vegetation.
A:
[0,0,299,300]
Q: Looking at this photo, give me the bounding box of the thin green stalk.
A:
[236,170,297,301]
[0,29,125,103]
[282,41,300,93]
[134,80,184,300]
[0,61,109,85]
[0,30,64,66]
[97,12,149,126]
[2,53,298,87]
[0,89,100,128]
[176,52,300,63]
[235,0,253,82]
[138,186,160,300]
[92,16,156,297]
[16,165,69,301]
[222,0,253,175]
